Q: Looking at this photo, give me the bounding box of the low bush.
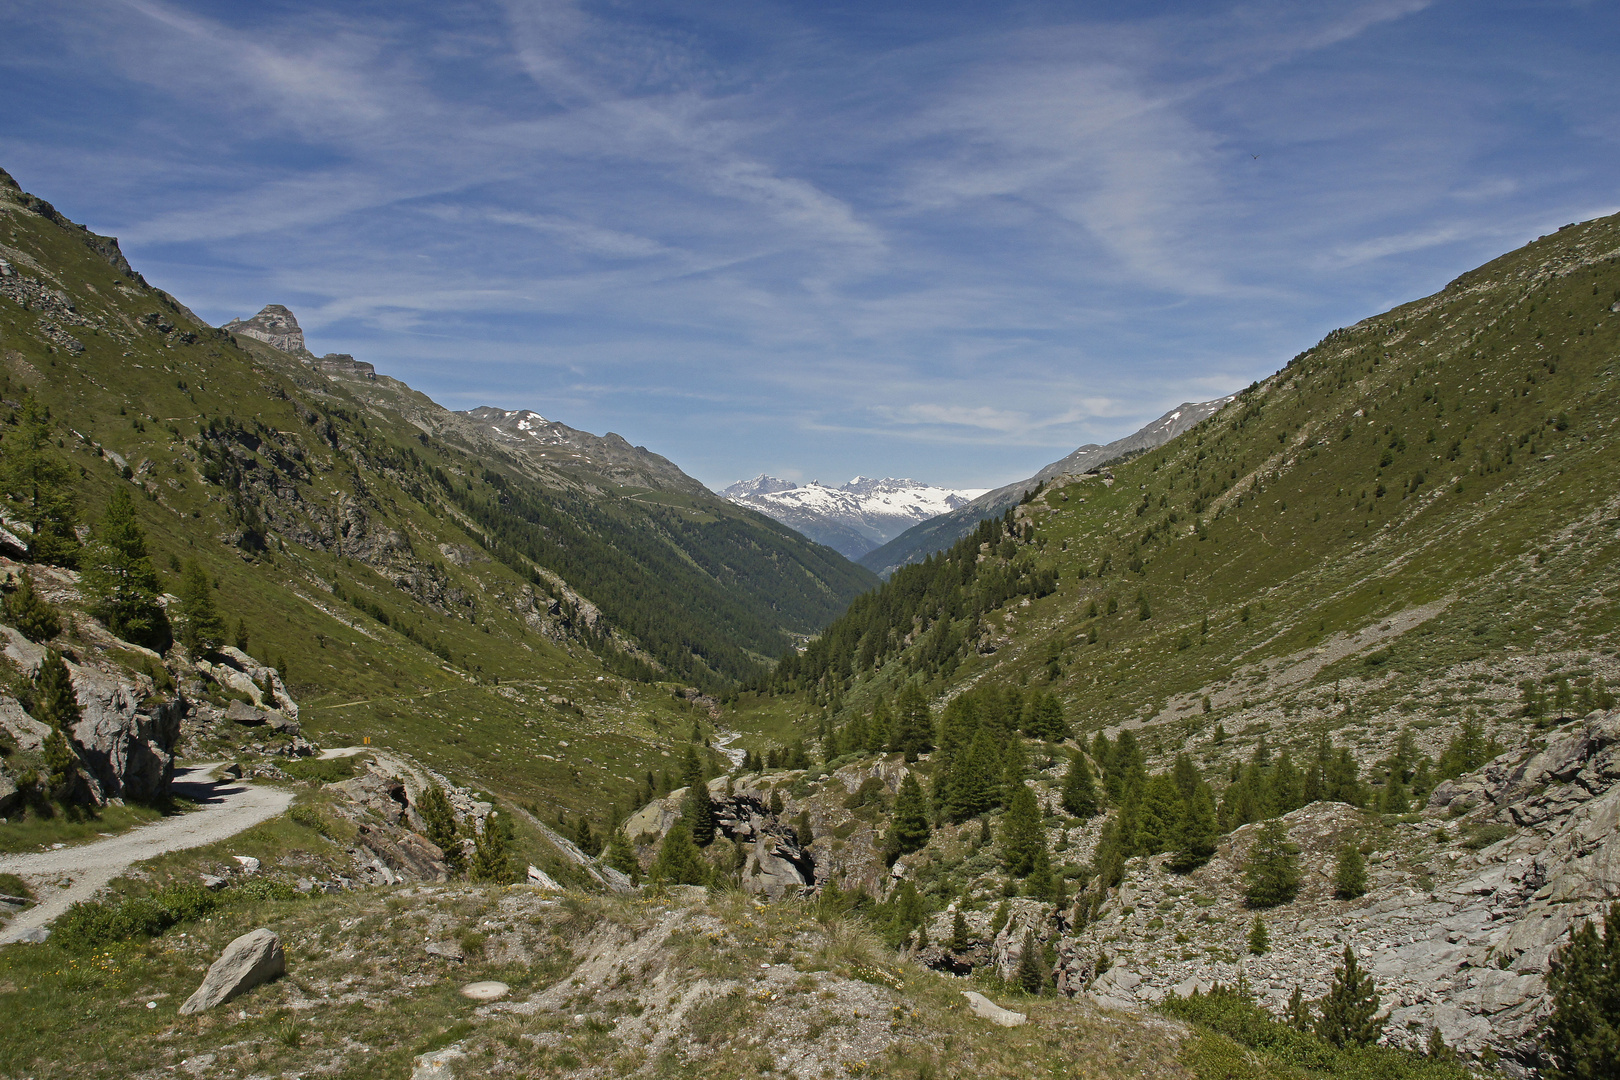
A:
[53,877,302,952]
[1160,984,1471,1080]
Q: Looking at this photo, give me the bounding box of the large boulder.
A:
[178,928,285,1014]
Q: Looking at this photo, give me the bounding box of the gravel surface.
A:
[0,764,294,943]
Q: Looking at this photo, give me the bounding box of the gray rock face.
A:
[67,666,182,804]
[221,305,306,354]
[178,928,285,1014]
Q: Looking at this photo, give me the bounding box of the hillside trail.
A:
[0,763,294,944]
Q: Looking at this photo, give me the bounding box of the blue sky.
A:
[2,1,1617,491]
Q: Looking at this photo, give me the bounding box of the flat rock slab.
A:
[179,928,284,1014]
[962,990,1027,1027]
[460,981,509,1001]
[411,1045,466,1080]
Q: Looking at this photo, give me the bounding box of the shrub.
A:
[53,881,221,951]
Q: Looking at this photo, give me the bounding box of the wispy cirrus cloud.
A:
[2,0,1615,489]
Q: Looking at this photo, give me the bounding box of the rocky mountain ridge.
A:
[857,396,1233,575]
[721,475,989,558]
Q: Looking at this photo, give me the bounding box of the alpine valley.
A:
[0,162,1618,1080]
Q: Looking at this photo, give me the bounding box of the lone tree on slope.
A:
[1314,945,1383,1047]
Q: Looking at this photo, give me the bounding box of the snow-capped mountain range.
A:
[720,476,988,559]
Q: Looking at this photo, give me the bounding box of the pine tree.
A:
[1334,844,1369,899]
[1169,784,1218,873]
[418,784,466,876]
[80,486,172,651]
[1016,928,1046,993]
[890,685,933,760]
[233,617,249,653]
[867,695,892,754]
[2,397,80,567]
[1314,945,1383,1047]
[33,650,81,803]
[887,772,931,862]
[38,653,80,804]
[1426,1026,1452,1061]
[1544,901,1620,1080]
[605,830,639,877]
[177,559,226,654]
[1025,843,1056,901]
[1061,750,1099,817]
[1248,915,1269,955]
[649,809,709,886]
[469,810,518,884]
[793,808,814,847]
[682,746,716,846]
[1026,692,1068,741]
[1286,984,1313,1032]
[33,648,81,731]
[1001,784,1043,876]
[990,899,1011,938]
[951,910,969,951]
[1243,819,1301,908]
[2,573,59,643]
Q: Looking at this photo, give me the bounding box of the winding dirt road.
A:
[0,763,293,944]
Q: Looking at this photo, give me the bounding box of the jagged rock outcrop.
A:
[196,647,298,721]
[0,627,180,805]
[222,305,306,354]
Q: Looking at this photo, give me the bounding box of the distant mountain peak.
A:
[223,304,306,354]
[722,475,988,559]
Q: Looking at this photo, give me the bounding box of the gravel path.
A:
[0,763,294,943]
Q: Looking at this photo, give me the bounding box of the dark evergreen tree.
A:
[649,809,709,885]
[605,830,639,878]
[1168,784,1218,873]
[1286,984,1313,1032]
[1314,946,1383,1047]
[2,573,59,643]
[1001,783,1043,876]
[177,559,226,654]
[887,772,931,861]
[1024,692,1068,740]
[469,809,518,884]
[1016,928,1046,993]
[890,684,934,760]
[682,745,716,846]
[1025,843,1056,902]
[951,909,969,951]
[1544,901,1620,1080]
[2,397,80,567]
[1091,816,1127,890]
[793,808,814,847]
[1243,819,1301,907]
[1334,844,1368,899]
[417,783,465,876]
[945,726,1000,821]
[1060,750,1099,817]
[1248,915,1269,955]
[81,487,172,651]
[867,695,892,754]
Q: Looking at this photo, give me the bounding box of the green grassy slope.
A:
[749,213,1620,751]
[0,165,870,821]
